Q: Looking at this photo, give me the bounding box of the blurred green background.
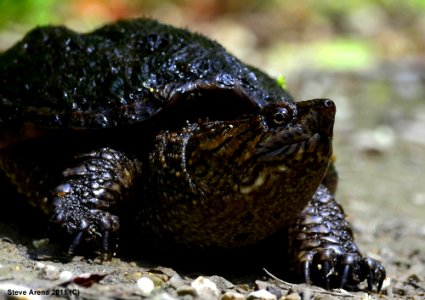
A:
[1,0,424,73]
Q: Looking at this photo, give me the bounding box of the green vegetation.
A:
[1,0,423,71]
[276,74,287,90]
[0,0,60,27]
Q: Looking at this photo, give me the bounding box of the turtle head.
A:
[255,98,335,166]
[184,98,336,224]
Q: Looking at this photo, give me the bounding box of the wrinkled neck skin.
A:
[145,99,335,249]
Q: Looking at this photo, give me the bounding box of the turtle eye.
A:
[272,107,291,125]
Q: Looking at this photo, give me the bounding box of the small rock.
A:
[176,285,197,297]
[209,275,234,290]
[221,291,245,300]
[32,238,49,248]
[168,273,186,289]
[59,270,73,281]
[235,284,250,292]
[150,266,178,278]
[34,262,45,270]
[247,289,277,300]
[266,286,282,299]
[38,264,60,280]
[128,271,143,281]
[147,273,166,286]
[299,289,313,300]
[191,276,221,299]
[285,292,301,300]
[137,276,155,297]
[254,280,274,291]
[149,291,179,300]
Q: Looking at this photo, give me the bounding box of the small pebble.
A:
[129,271,143,281]
[34,262,45,270]
[209,275,234,290]
[129,261,137,267]
[255,280,271,291]
[285,292,301,300]
[38,264,60,280]
[168,273,186,289]
[247,289,277,300]
[137,276,155,296]
[235,284,250,292]
[151,266,178,277]
[147,273,166,286]
[149,292,179,300]
[176,284,197,297]
[59,270,73,281]
[266,286,282,299]
[191,276,220,299]
[221,291,245,300]
[32,238,49,248]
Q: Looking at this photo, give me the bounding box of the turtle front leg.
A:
[52,147,141,256]
[288,185,386,291]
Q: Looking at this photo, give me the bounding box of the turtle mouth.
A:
[254,131,330,163]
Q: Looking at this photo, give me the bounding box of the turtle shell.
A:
[0,18,293,136]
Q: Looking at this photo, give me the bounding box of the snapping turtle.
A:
[0,19,385,291]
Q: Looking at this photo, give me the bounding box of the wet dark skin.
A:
[0,19,385,291]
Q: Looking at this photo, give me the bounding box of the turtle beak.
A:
[296,98,336,138]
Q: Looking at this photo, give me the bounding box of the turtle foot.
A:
[289,185,386,292]
[51,147,140,256]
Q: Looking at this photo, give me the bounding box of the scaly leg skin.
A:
[288,185,386,292]
[51,148,141,257]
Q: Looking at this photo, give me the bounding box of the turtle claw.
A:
[339,264,350,288]
[296,249,386,292]
[297,249,338,289]
[100,230,116,261]
[300,252,315,285]
[52,193,120,256]
[68,231,84,255]
[102,230,110,253]
[321,260,332,290]
[49,148,139,257]
[361,257,386,292]
[66,229,112,260]
[301,260,312,285]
